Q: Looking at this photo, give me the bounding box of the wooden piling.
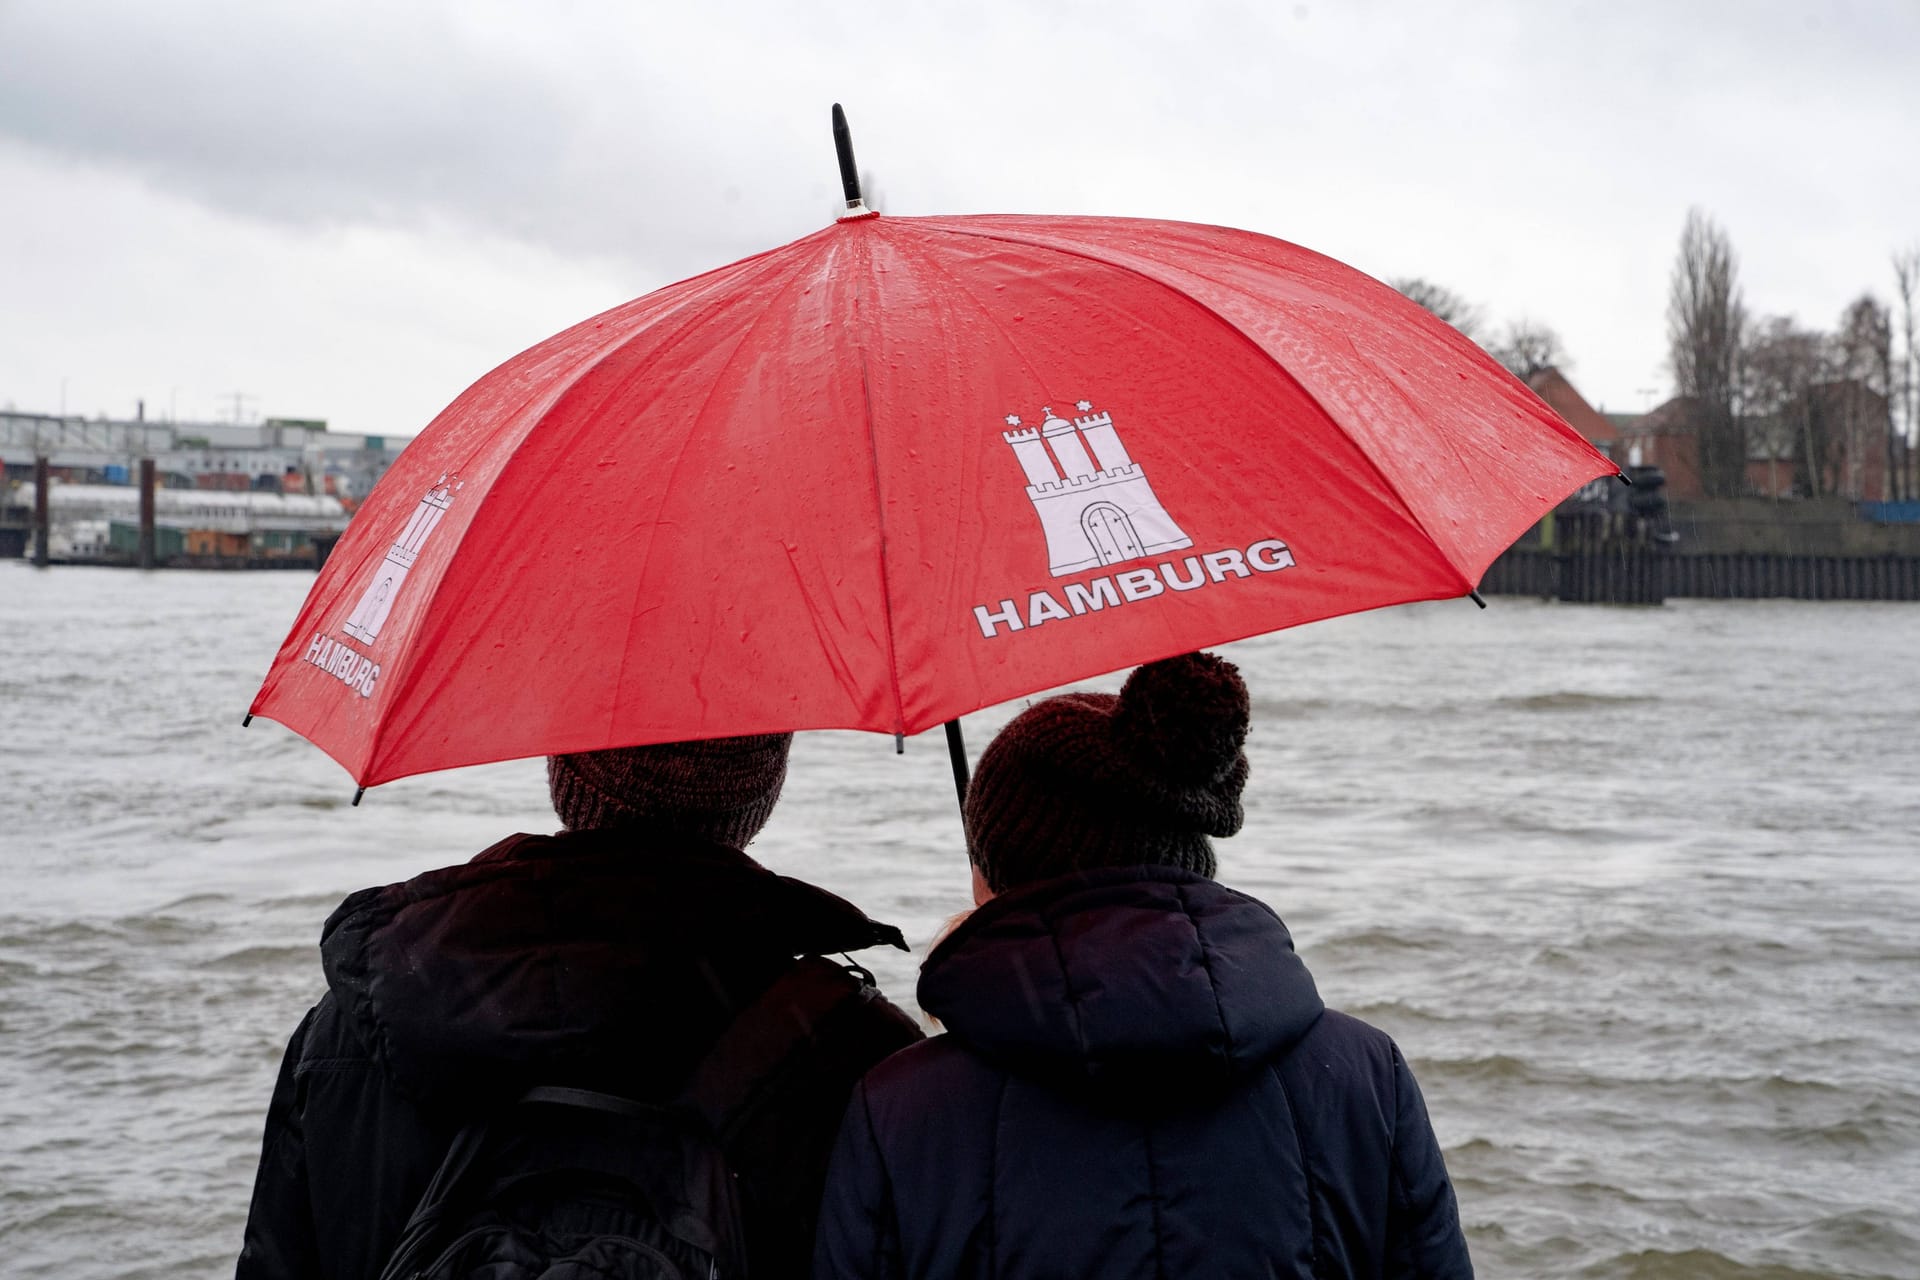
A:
[1552,547,1664,604]
[138,458,156,569]
[32,456,50,567]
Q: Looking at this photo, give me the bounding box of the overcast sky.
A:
[2,0,1915,437]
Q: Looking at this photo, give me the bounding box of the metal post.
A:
[32,456,49,567]
[138,457,156,569]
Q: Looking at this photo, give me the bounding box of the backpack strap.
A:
[673,955,873,1141]
[518,1084,660,1119]
[376,1113,497,1280]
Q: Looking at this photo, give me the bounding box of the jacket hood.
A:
[318,828,905,1112]
[917,866,1322,1101]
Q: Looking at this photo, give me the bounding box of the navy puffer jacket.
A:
[813,866,1472,1279]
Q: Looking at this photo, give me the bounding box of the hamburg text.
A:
[305,633,381,698]
[972,538,1296,638]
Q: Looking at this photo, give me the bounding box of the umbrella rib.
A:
[850,230,910,740]
[600,247,837,744]
[878,230,1053,388]
[858,354,908,740]
[910,220,1476,592]
[864,234,1054,691]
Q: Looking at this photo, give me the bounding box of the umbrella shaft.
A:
[944,718,970,814]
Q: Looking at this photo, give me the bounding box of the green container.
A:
[107,522,185,559]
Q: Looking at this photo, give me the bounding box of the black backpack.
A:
[376,956,874,1280]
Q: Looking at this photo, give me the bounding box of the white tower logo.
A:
[1000,400,1192,577]
[342,473,462,645]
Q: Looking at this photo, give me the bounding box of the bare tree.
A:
[1668,209,1748,497]
[1741,316,1829,496]
[1893,248,1918,502]
[1390,277,1484,340]
[1488,318,1569,380]
[1833,294,1893,501]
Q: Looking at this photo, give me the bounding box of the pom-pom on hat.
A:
[547,733,793,849]
[964,652,1251,893]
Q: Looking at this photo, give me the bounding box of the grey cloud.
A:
[0,0,1306,273]
[1,7,558,215]
[0,2,839,279]
[3,0,1915,298]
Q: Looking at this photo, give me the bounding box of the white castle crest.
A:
[342,473,462,645]
[1001,400,1192,577]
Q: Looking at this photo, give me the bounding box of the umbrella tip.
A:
[352,786,366,807]
[1469,589,1488,609]
[1616,470,1634,486]
[893,731,905,755]
[831,102,863,211]
[241,712,253,727]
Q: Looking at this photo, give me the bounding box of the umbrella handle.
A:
[831,103,862,208]
[943,719,970,814]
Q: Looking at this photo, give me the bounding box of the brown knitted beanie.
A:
[964,652,1251,894]
[546,733,793,848]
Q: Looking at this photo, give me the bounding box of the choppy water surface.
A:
[2,564,1916,1279]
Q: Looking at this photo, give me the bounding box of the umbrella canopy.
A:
[249,205,1613,790]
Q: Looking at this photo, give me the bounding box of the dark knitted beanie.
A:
[964,652,1251,894]
[546,733,792,849]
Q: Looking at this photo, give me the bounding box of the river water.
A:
[2,563,1916,1279]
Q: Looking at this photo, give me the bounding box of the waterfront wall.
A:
[1670,497,1920,556]
[1484,547,1920,604]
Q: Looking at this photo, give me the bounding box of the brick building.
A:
[1610,385,1892,501]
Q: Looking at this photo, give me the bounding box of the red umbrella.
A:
[247,107,1614,801]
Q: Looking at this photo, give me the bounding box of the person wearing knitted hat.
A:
[239,734,921,1279]
[815,653,1473,1279]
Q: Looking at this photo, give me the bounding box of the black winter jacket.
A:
[237,827,922,1280]
[813,866,1471,1279]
